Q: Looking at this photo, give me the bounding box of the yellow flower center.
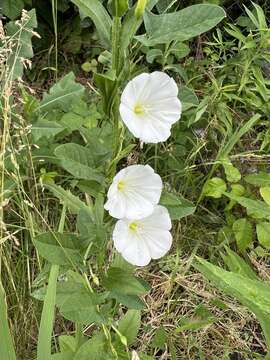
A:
[134,103,145,115]
[129,222,138,232]
[117,180,124,191]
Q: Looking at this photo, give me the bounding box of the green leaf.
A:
[102,267,150,296]
[245,172,270,187]
[221,247,258,280]
[168,42,190,60]
[70,0,112,48]
[44,184,93,216]
[5,9,37,80]
[151,327,167,349]
[0,282,16,360]
[194,257,270,349]
[256,222,270,249]
[221,158,241,183]
[178,86,199,111]
[232,218,253,252]
[118,310,141,345]
[54,143,104,183]
[59,335,76,353]
[109,0,129,17]
[34,232,86,266]
[202,177,226,199]
[139,4,226,45]
[2,0,24,19]
[160,192,195,220]
[74,333,112,360]
[39,73,85,112]
[31,120,64,141]
[56,271,104,325]
[146,48,163,64]
[120,0,159,53]
[108,292,144,310]
[37,265,59,360]
[224,193,270,219]
[51,352,74,360]
[260,187,270,205]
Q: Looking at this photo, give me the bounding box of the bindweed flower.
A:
[119,71,182,143]
[112,205,172,266]
[104,164,162,219]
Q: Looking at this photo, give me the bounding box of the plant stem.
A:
[111,17,121,75]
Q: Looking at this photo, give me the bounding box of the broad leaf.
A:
[160,192,195,220]
[39,73,85,112]
[102,267,150,296]
[31,120,64,141]
[245,172,270,187]
[56,271,104,324]
[118,310,141,345]
[74,333,112,360]
[221,247,258,280]
[194,257,270,349]
[224,193,270,219]
[202,177,226,199]
[256,222,270,249]
[260,187,270,205]
[139,4,226,45]
[178,86,199,111]
[232,218,253,252]
[54,143,104,183]
[2,0,24,19]
[70,0,112,48]
[34,232,86,266]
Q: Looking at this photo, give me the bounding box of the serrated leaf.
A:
[39,73,85,112]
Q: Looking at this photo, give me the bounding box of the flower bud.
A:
[135,0,148,19]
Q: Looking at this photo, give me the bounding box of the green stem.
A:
[75,322,83,350]
[111,16,121,74]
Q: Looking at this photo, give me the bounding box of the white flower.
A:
[119,71,182,144]
[104,164,162,220]
[112,205,172,266]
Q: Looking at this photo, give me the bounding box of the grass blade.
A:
[37,264,59,360]
[0,281,17,360]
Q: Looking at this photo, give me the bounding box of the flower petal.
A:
[113,220,151,266]
[120,71,182,144]
[104,165,162,219]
